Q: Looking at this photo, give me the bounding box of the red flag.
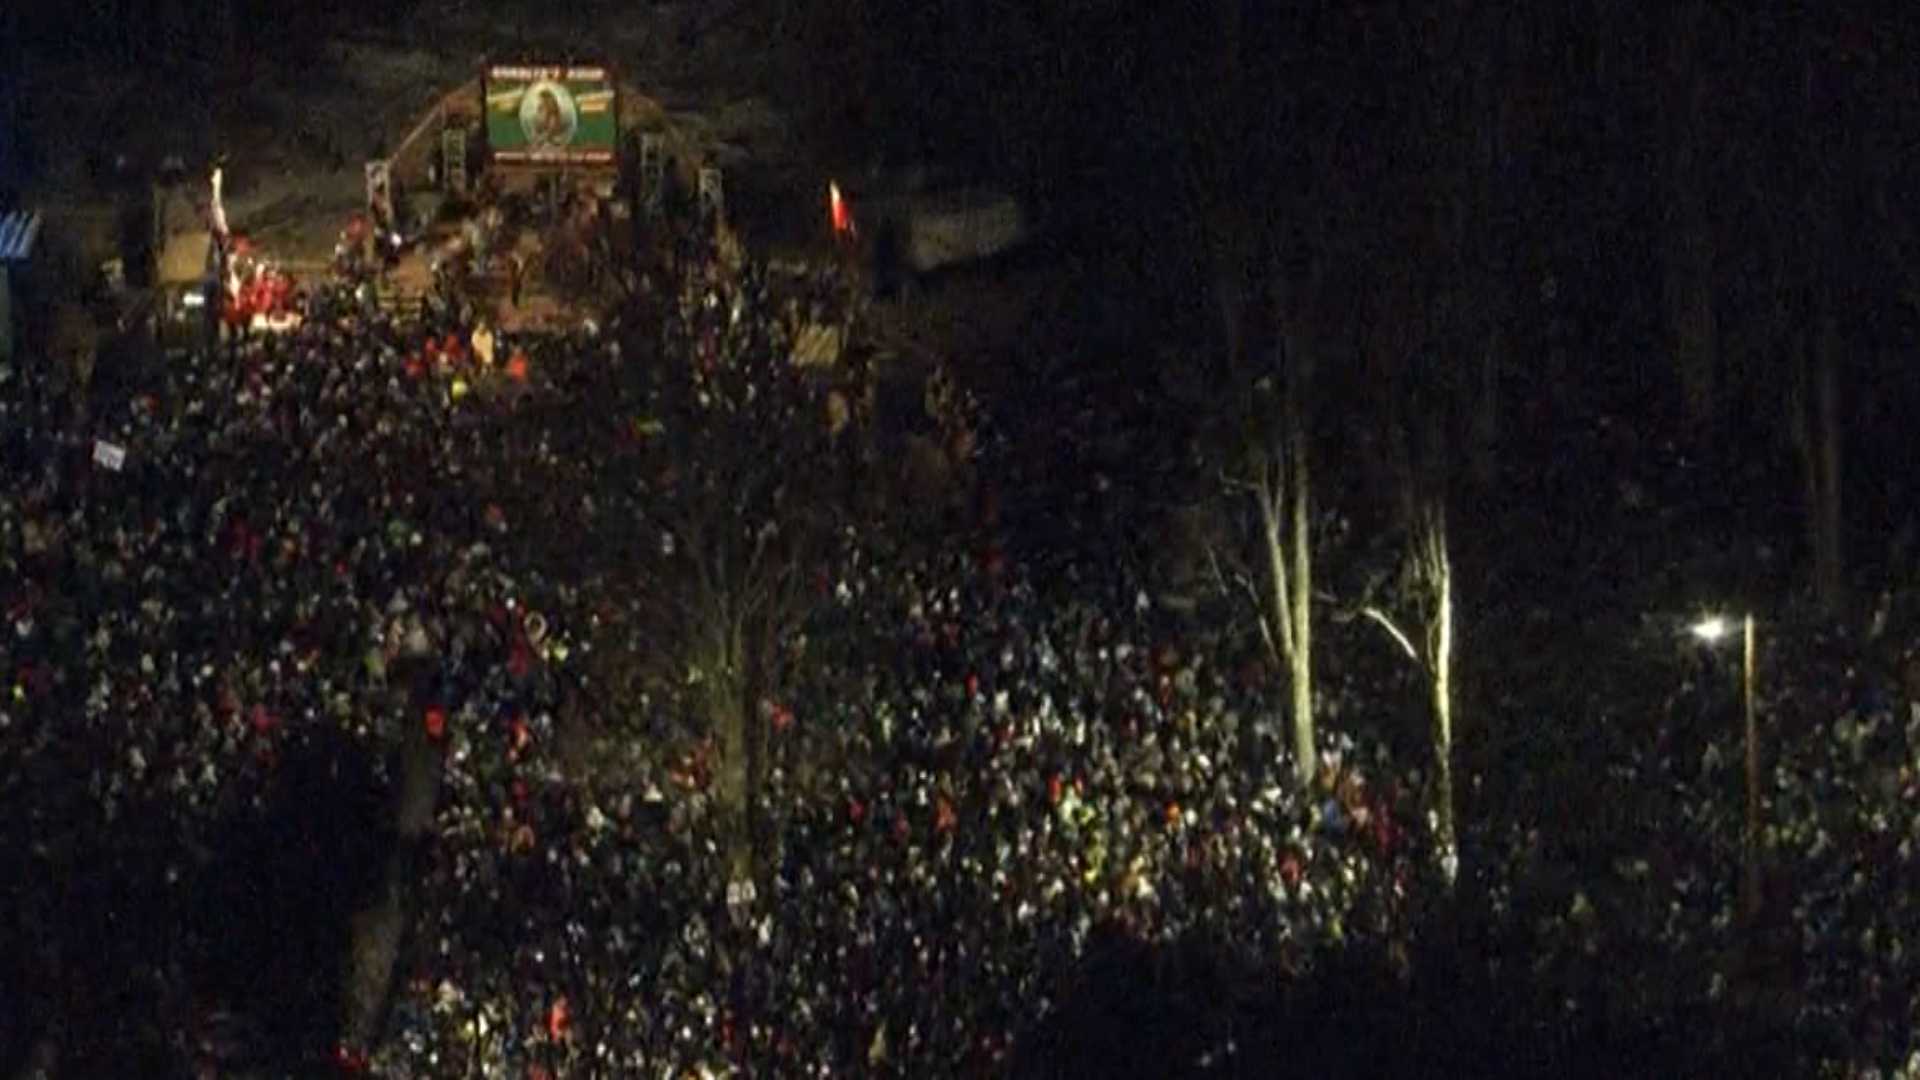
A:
[829,181,853,236]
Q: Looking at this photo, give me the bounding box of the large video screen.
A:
[485,65,617,166]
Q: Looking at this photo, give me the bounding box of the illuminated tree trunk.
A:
[1382,379,1462,887]
[1253,379,1315,784]
[1195,0,1321,784]
[1287,424,1313,784]
[1417,503,1457,884]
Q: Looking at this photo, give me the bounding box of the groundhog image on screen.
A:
[519,81,580,149]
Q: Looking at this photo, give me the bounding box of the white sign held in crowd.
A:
[698,166,724,224]
[209,165,229,242]
[790,322,844,369]
[640,132,666,216]
[93,440,126,472]
[366,159,395,226]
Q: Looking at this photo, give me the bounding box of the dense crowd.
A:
[4,194,1920,1079]
[0,208,1433,1077]
[384,544,1430,1077]
[1,233,617,1072]
[1586,642,1920,1069]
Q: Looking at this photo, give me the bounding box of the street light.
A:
[1689,615,1730,644]
[1690,612,1760,924]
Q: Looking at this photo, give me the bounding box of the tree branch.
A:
[1361,606,1423,668]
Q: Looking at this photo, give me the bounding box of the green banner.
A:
[485,65,617,166]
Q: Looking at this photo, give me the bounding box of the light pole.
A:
[1691,613,1761,923]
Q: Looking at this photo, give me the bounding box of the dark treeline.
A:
[6,0,420,70]
[795,1,1920,611]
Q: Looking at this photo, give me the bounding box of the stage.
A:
[385,213,611,335]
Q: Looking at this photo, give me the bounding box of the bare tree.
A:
[1376,406,1460,886]
[1358,276,1463,887]
[1414,499,1455,880]
[1209,242,1323,784]
[1348,3,1517,884]
[1778,28,1851,616]
[609,319,846,884]
[1168,3,1330,783]
[1707,15,1879,617]
[1789,275,1845,615]
[1235,373,1317,782]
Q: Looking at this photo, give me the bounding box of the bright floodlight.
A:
[1691,616,1731,643]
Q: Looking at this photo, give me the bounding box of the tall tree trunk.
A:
[1667,218,1718,427]
[1216,249,1248,382]
[1255,434,1315,785]
[707,631,756,884]
[340,692,445,1056]
[1255,380,1315,784]
[1810,305,1845,615]
[714,608,772,887]
[1421,505,1457,885]
[1665,3,1719,429]
[1287,422,1314,784]
[213,0,238,70]
[1273,259,1318,786]
[1472,323,1500,490]
[1789,315,1844,618]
